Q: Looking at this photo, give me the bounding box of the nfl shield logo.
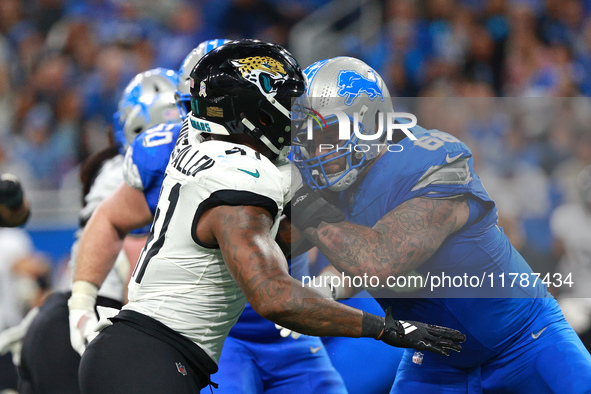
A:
[176,362,187,376]
[199,81,207,97]
[412,351,424,365]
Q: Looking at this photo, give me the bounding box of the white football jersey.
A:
[124,137,286,363]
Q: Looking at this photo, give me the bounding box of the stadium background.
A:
[1,0,590,348]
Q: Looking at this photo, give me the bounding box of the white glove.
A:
[274,324,302,339]
[68,281,98,356]
[0,307,39,366]
[93,306,119,334]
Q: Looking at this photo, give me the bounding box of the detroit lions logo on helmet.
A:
[231,56,288,96]
[337,69,384,106]
[121,83,151,121]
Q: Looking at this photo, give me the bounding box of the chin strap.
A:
[266,95,290,118]
[242,92,292,160]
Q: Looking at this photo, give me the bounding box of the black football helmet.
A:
[188,39,306,159]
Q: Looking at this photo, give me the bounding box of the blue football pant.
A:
[322,297,403,394]
[391,317,591,393]
[203,335,346,394]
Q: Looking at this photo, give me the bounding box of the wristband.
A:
[361,312,385,339]
[68,280,99,310]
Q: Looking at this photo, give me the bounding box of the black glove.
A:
[286,183,345,230]
[0,174,24,210]
[379,307,466,356]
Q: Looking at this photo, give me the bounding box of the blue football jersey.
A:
[338,126,554,367]
[124,122,185,215]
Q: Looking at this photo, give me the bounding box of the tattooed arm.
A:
[197,202,467,354]
[197,203,365,337]
[303,196,470,280]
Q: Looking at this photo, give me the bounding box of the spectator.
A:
[13,103,76,189]
[219,0,292,46]
[550,165,591,352]
[0,226,49,391]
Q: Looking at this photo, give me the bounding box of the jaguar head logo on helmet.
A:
[230,56,288,96]
[187,39,306,161]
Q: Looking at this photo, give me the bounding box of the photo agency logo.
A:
[301,68,418,153]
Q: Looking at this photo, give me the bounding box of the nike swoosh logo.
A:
[531,326,548,339]
[238,168,260,178]
[446,153,463,163]
[309,346,322,354]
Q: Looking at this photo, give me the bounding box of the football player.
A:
[290,56,591,392]
[0,173,31,391]
[0,173,30,228]
[181,40,347,393]
[73,38,347,393]
[76,40,465,393]
[13,68,180,393]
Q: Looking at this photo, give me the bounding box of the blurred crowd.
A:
[1,0,591,286]
[366,0,591,98]
[0,0,328,191]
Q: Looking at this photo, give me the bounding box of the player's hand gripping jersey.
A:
[123,130,287,363]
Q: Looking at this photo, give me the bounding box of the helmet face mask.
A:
[176,39,231,120]
[294,112,368,191]
[292,57,394,191]
[114,68,180,153]
[188,39,306,160]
